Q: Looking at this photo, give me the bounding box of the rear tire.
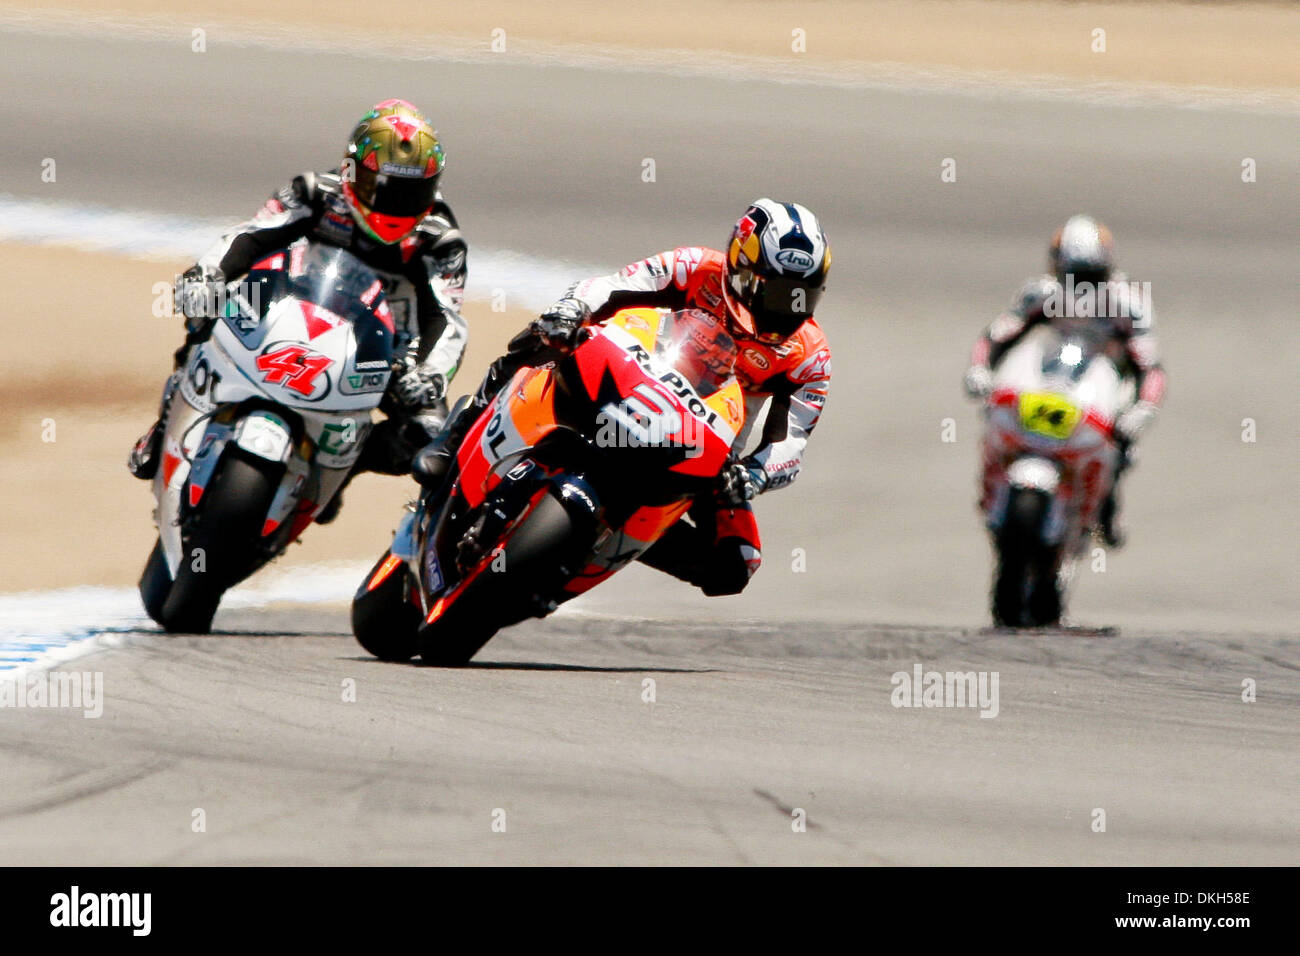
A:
[993,488,1061,627]
[352,552,422,661]
[158,449,283,634]
[418,490,585,666]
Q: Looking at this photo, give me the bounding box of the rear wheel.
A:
[418,490,585,666]
[352,552,422,661]
[157,449,283,634]
[992,488,1061,627]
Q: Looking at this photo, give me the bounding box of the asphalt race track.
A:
[1,24,1297,864]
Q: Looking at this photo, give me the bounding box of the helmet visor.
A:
[729,268,822,341]
[354,165,438,217]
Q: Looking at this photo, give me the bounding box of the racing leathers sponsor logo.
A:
[315,195,355,243]
[694,280,723,309]
[642,254,669,279]
[673,246,704,287]
[316,209,354,244]
[742,347,771,371]
[791,347,832,384]
[762,460,799,490]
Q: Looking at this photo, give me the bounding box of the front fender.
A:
[1006,456,1060,495]
[233,410,294,463]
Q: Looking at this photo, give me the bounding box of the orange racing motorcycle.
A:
[352,307,746,665]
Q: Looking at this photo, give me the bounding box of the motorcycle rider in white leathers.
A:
[963,214,1167,546]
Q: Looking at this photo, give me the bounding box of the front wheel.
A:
[992,488,1061,627]
[418,489,586,666]
[154,449,283,633]
[139,538,172,623]
[352,552,422,661]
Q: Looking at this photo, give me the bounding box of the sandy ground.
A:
[0,245,530,591]
[12,0,1300,92]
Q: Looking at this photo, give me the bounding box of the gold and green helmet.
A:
[341,99,446,244]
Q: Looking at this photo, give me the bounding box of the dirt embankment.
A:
[0,245,528,591]
[17,0,1300,92]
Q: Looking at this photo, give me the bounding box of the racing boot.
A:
[1098,489,1126,549]
[127,421,164,480]
[314,490,345,525]
[1098,441,1134,548]
[127,372,182,480]
[412,396,483,489]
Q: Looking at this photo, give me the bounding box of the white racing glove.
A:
[393,365,447,409]
[963,364,994,399]
[1115,401,1158,443]
[175,265,227,333]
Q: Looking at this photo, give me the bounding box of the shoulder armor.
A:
[1012,274,1057,316]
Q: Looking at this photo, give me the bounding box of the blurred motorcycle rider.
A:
[963,214,1166,547]
[413,198,832,597]
[128,99,469,523]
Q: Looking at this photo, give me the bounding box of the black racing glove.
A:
[393,364,447,409]
[530,297,592,349]
[716,458,769,507]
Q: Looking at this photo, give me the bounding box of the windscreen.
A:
[652,309,739,398]
[1039,328,1102,383]
[223,243,394,367]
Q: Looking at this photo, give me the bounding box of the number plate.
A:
[1019,392,1082,440]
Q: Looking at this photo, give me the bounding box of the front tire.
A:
[418,490,585,666]
[157,449,283,634]
[139,538,173,624]
[992,488,1061,627]
[352,552,422,661]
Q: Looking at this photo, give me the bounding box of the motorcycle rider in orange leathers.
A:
[415,198,833,596]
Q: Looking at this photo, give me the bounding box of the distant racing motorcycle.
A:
[352,306,746,665]
[139,242,397,633]
[977,324,1130,626]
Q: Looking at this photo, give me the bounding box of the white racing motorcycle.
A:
[978,324,1131,626]
[140,242,397,632]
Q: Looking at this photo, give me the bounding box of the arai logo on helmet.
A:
[775,248,816,272]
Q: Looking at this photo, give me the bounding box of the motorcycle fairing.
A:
[151,243,394,576]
